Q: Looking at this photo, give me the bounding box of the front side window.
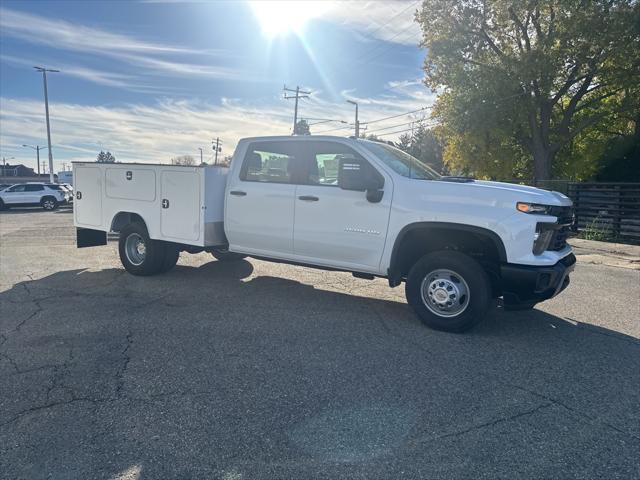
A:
[300,141,367,187]
[359,140,441,180]
[240,141,299,184]
[7,184,26,192]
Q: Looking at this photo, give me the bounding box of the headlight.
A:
[516,202,551,215]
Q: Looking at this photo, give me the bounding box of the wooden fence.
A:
[566,182,640,243]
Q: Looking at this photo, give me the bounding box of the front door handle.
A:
[229,190,247,196]
[298,195,319,202]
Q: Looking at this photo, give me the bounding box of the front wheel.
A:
[118,223,166,276]
[405,251,492,333]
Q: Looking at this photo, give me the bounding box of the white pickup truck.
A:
[73,135,575,332]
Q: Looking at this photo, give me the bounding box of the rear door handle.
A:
[298,195,319,202]
[229,190,247,196]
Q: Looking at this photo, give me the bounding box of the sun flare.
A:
[250,1,333,37]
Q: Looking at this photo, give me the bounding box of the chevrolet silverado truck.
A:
[73,135,575,332]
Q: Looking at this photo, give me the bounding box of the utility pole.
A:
[35,66,59,183]
[42,161,46,174]
[22,144,47,175]
[347,100,360,138]
[212,138,222,165]
[198,147,204,165]
[283,85,311,135]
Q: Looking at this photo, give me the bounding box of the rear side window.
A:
[240,141,299,184]
[25,184,44,192]
[46,184,63,190]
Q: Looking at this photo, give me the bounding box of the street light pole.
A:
[35,66,59,183]
[347,100,359,138]
[198,147,204,165]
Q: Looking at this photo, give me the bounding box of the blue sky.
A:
[0,0,434,171]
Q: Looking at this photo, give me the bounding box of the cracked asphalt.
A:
[1,208,639,479]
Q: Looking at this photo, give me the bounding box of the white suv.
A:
[0,182,69,211]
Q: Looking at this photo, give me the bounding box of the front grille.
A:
[548,206,574,226]
[548,226,570,251]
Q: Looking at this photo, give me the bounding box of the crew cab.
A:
[0,182,70,210]
[73,136,575,332]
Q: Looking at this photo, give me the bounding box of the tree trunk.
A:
[531,141,553,182]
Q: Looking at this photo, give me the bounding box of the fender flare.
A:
[387,222,507,286]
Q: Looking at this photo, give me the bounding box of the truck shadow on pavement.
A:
[1,258,639,479]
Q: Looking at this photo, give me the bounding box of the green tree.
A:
[171,155,195,166]
[96,151,116,163]
[417,0,640,180]
[294,119,311,135]
[397,124,445,173]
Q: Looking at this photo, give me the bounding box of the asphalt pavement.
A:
[1,208,639,479]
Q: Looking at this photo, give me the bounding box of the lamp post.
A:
[198,147,204,165]
[346,100,359,138]
[22,144,48,176]
[34,66,59,183]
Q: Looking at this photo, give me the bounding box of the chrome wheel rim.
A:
[43,200,55,210]
[125,233,146,266]
[420,269,470,318]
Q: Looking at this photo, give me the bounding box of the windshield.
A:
[359,141,441,180]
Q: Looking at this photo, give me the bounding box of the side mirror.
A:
[338,158,384,202]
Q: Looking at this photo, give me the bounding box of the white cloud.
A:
[323,1,422,46]
[0,8,240,80]
[0,84,434,169]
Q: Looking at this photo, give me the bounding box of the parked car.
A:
[0,182,69,211]
[47,183,73,202]
[73,135,575,332]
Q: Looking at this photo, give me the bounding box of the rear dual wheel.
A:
[118,223,179,276]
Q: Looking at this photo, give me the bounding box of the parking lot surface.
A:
[1,209,639,479]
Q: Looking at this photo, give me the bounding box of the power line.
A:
[366,119,420,134]
[374,121,439,138]
[362,106,429,125]
[357,21,421,66]
[354,1,421,66]
[363,1,420,45]
[313,124,354,134]
[313,106,430,134]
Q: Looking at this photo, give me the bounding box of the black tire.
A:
[118,222,165,276]
[0,199,6,211]
[405,251,492,333]
[41,196,58,211]
[210,247,246,262]
[159,243,180,273]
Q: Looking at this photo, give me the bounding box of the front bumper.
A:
[500,253,576,307]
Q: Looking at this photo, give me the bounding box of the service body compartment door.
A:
[160,170,201,242]
[74,166,103,227]
[106,168,156,202]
